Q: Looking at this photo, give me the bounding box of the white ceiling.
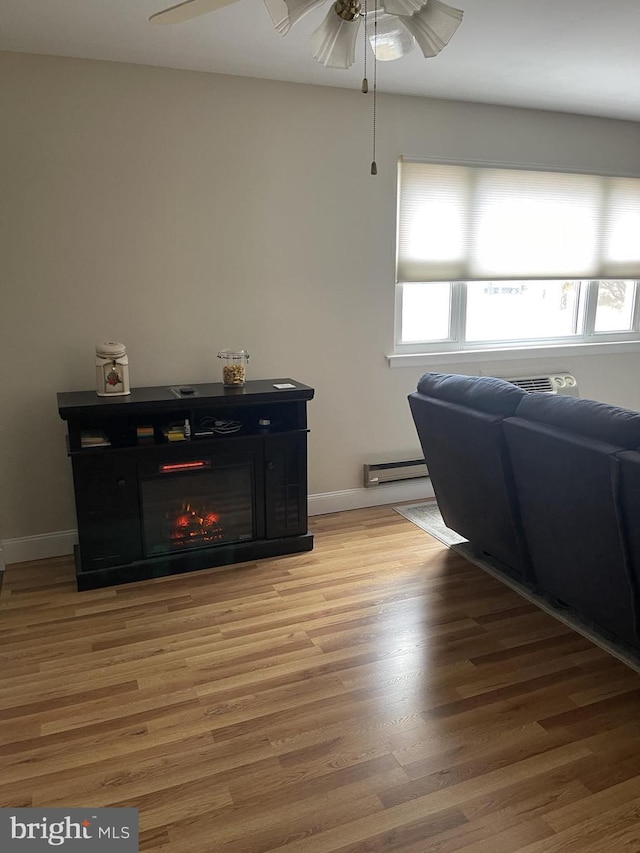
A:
[2,0,640,121]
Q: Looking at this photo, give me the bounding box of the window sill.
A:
[387,339,640,368]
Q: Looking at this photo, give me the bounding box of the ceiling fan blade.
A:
[149,0,240,25]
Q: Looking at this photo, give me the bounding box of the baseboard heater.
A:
[364,457,428,488]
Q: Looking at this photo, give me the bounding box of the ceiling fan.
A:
[149,0,464,70]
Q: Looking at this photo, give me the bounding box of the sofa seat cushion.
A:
[417,373,525,416]
[514,393,640,450]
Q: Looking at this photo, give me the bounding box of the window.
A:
[395,160,640,354]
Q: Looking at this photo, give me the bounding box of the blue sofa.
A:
[409,372,640,650]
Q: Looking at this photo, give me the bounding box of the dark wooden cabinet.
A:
[264,432,308,539]
[58,379,314,590]
[72,453,143,571]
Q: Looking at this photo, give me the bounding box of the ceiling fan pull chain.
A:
[370,4,378,175]
[362,0,369,93]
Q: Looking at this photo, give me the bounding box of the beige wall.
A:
[2,50,640,541]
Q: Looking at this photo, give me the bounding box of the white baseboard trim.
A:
[2,530,78,565]
[1,482,434,564]
[308,480,434,516]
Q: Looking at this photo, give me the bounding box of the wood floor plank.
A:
[2,505,640,851]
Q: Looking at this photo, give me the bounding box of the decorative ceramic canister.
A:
[95,341,131,396]
[218,349,249,387]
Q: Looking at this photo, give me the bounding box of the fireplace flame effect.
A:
[169,502,224,547]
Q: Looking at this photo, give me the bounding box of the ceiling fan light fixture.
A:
[334,0,362,21]
[263,0,327,35]
[263,0,290,33]
[151,0,463,62]
[366,10,415,60]
[310,3,362,68]
[380,0,427,15]
[399,0,463,58]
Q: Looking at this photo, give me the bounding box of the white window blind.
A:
[397,159,640,282]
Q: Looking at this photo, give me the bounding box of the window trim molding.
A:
[387,339,640,368]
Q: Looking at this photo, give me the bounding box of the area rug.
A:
[394,500,467,547]
[395,500,640,674]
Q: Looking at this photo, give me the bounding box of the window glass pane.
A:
[465,281,581,343]
[400,282,451,342]
[594,280,636,332]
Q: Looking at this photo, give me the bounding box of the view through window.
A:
[399,280,638,350]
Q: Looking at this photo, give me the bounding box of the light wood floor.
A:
[2,506,640,853]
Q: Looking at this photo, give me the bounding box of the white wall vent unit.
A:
[364,457,428,488]
[503,373,579,397]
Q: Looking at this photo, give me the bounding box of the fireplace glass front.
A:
[140,460,254,557]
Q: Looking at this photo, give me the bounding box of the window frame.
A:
[394,279,640,356]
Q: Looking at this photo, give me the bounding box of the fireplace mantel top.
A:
[58,378,314,420]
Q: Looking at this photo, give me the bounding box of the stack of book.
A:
[136,425,155,445]
[162,422,188,442]
[80,430,111,449]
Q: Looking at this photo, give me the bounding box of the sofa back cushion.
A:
[417,372,526,416]
[514,393,640,449]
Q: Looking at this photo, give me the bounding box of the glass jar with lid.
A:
[218,349,249,387]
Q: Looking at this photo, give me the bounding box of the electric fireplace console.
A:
[57,379,314,590]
